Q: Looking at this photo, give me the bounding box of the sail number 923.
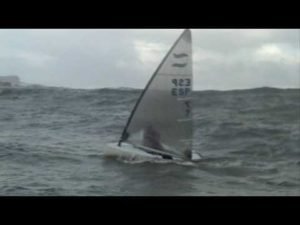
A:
[171,78,191,97]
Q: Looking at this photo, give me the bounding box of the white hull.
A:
[104,142,163,161]
[104,142,202,162]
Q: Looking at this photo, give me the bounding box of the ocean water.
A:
[0,86,299,196]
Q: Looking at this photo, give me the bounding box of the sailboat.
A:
[106,29,202,162]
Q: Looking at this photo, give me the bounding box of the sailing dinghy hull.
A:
[104,143,164,161]
[104,143,202,162]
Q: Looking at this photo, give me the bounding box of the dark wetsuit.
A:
[143,126,163,150]
[143,126,172,159]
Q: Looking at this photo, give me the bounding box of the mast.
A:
[119,29,191,147]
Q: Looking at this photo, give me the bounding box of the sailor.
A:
[143,125,164,150]
[143,125,172,159]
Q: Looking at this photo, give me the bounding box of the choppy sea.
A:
[0,86,299,196]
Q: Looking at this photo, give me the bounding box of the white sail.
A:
[119,29,193,160]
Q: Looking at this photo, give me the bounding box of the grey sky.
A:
[0,29,299,90]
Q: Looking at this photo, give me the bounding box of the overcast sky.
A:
[0,29,299,90]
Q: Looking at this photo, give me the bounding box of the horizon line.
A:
[15,84,300,92]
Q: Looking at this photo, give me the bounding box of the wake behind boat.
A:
[105,29,202,162]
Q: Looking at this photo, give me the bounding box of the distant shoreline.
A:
[1,85,299,92]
